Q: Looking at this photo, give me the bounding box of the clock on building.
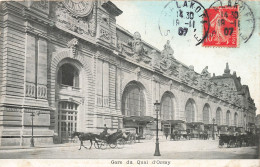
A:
[63,0,94,17]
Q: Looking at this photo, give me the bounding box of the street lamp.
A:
[30,111,40,147]
[154,100,161,156]
[212,118,215,140]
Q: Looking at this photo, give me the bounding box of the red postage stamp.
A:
[203,6,239,47]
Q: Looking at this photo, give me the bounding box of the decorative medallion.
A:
[63,0,94,18]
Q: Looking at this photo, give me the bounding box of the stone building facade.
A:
[0,0,257,146]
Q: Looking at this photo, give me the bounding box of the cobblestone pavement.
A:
[0,139,258,159]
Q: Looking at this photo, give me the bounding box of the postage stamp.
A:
[158,0,210,46]
[203,6,239,47]
[207,0,256,45]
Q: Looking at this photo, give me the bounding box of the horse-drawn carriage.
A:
[94,130,126,149]
[218,130,258,148]
[122,128,136,144]
[71,130,127,150]
[218,125,229,135]
[168,120,189,140]
[186,122,204,139]
[123,116,155,141]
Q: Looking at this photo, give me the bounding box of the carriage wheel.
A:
[228,140,234,148]
[109,142,117,149]
[218,140,224,148]
[227,141,231,148]
[94,141,101,149]
[117,138,125,149]
[100,141,107,150]
[129,135,135,144]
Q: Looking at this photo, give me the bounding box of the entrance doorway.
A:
[58,101,78,143]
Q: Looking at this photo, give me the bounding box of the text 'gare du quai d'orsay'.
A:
[0,0,257,146]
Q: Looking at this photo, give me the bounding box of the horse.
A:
[71,131,98,150]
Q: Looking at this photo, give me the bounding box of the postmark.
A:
[158,0,210,46]
[207,0,255,44]
[202,6,239,47]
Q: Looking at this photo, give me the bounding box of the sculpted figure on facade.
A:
[152,41,178,77]
[161,40,174,60]
[207,82,217,95]
[182,65,198,86]
[201,66,211,79]
[151,50,160,67]
[198,66,211,91]
[128,32,151,63]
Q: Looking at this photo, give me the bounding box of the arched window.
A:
[226,110,231,126]
[216,108,222,125]
[161,93,174,120]
[122,84,145,116]
[202,104,210,124]
[185,99,195,123]
[234,112,238,126]
[58,63,79,87]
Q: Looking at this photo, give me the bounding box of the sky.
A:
[112,0,260,115]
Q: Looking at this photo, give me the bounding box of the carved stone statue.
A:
[151,50,160,67]
[201,66,211,79]
[184,65,198,85]
[161,40,174,59]
[128,32,148,62]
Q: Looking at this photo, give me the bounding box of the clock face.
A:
[63,0,94,17]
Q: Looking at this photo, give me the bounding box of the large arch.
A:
[216,107,222,125]
[202,103,211,124]
[121,81,147,117]
[160,91,176,120]
[50,49,95,137]
[50,49,94,108]
[226,110,231,126]
[185,98,197,123]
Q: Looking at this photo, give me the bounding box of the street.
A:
[0,139,258,159]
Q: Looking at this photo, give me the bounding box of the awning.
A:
[218,125,229,128]
[162,120,185,125]
[248,123,255,127]
[187,122,204,126]
[123,116,154,124]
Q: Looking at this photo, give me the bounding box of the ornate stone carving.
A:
[201,66,211,79]
[67,38,78,57]
[153,75,160,83]
[182,65,198,86]
[127,32,151,64]
[52,2,96,40]
[99,28,111,43]
[161,40,174,59]
[152,41,178,77]
[62,0,94,18]
[31,0,49,14]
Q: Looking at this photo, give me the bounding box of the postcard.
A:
[0,0,259,166]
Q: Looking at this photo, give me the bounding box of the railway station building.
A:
[0,0,257,146]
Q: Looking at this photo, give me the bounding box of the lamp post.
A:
[154,100,161,156]
[212,118,215,140]
[30,111,40,147]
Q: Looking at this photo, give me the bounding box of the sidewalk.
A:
[0,143,78,151]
